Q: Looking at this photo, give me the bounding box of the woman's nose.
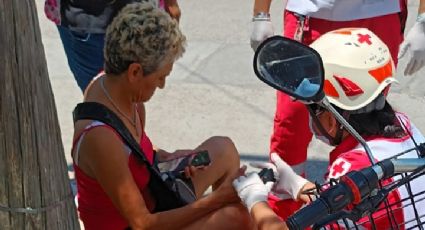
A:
[158,79,165,89]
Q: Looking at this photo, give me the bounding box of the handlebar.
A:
[287,198,330,230]
[286,158,425,230]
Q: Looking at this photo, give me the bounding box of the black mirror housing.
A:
[253,36,326,103]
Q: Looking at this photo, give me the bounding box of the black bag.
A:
[73,102,196,212]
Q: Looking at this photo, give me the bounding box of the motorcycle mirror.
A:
[253,36,325,103]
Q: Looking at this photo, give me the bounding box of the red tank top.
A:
[72,121,155,230]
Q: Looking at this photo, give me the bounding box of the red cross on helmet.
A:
[310,28,397,111]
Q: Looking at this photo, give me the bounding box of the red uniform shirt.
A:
[326,113,425,229]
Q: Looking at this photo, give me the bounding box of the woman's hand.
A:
[156,149,193,162]
[157,149,208,178]
[172,150,194,159]
[213,179,241,206]
[183,165,207,179]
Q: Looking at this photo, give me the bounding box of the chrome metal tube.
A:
[392,158,425,173]
[371,164,384,180]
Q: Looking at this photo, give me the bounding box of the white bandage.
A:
[233,173,273,212]
[250,153,309,200]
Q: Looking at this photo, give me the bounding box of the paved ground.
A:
[36,0,425,187]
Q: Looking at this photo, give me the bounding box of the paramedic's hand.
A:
[399,19,425,75]
[250,20,274,51]
[233,172,273,212]
[250,153,309,200]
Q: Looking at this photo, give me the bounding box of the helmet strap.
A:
[333,111,350,145]
[308,107,338,146]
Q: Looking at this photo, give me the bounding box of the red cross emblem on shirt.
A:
[357,33,372,45]
[330,158,351,178]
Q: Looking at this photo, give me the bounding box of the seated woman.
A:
[72,3,251,229]
[233,28,425,229]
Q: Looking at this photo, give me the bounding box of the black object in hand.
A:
[258,168,276,184]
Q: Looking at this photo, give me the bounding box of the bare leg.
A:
[190,136,240,198]
[183,137,253,229]
[183,203,254,230]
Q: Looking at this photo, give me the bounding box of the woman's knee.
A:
[206,136,240,163]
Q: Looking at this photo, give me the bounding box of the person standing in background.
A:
[250,0,425,220]
[44,0,181,92]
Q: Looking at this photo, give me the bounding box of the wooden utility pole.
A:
[0,0,79,229]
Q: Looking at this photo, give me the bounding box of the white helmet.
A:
[310,28,396,111]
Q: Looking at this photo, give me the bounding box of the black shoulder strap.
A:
[73,102,150,164]
[73,102,189,212]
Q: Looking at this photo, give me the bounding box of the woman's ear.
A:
[127,63,144,83]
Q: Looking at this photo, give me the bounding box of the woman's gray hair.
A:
[104,2,186,75]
